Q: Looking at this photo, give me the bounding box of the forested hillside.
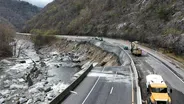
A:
[23,0,184,55]
[0,0,40,30]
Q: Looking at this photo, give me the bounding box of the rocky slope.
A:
[0,0,40,30]
[23,0,184,55]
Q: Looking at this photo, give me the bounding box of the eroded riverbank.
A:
[0,36,119,104]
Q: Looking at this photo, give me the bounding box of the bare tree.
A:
[0,24,15,57]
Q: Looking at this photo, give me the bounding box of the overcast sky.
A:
[21,0,53,7]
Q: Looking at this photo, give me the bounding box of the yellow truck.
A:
[147,93,171,104]
[131,41,142,56]
[146,74,172,104]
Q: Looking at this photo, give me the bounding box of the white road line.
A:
[110,71,117,95]
[110,87,114,94]
[115,71,117,78]
[70,91,78,94]
[81,67,106,104]
[143,49,184,84]
[166,67,184,84]
[102,67,106,72]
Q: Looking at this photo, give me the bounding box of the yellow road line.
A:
[130,66,134,104]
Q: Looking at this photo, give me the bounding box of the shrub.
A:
[31,34,57,48]
[73,0,84,11]
[0,24,15,57]
[163,28,183,35]
[157,6,174,21]
[67,7,92,33]
[30,29,58,35]
[30,29,45,35]
[44,29,59,35]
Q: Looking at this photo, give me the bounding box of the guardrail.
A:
[119,46,142,104]
[49,63,93,104]
[89,40,131,66]
[90,39,142,104]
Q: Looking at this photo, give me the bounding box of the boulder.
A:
[19,97,27,104]
[0,98,5,104]
[44,87,52,93]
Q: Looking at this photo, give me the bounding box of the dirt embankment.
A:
[15,34,120,67]
[40,38,120,67]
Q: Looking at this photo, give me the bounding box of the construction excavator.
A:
[131,41,142,56]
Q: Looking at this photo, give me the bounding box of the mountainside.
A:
[0,0,40,30]
[23,0,184,55]
[0,17,14,28]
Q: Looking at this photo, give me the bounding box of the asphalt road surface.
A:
[62,66,134,104]
[106,38,184,104]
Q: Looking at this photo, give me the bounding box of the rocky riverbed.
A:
[0,37,119,104]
